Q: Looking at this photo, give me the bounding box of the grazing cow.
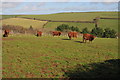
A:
[83,33,96,43]
[52,31,62,36]
[3,30,9,37]
[37,31,42,37]
[68,32,78,39]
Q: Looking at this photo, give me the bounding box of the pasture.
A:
[2,12,119,78]
[44,19,118,32]
[2,18,48,29]
[2,34,118,78]
[19,12,118,21]
[1,12,118,32]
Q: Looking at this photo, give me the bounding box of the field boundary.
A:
[100,17,120,20]
[17,17,95,23]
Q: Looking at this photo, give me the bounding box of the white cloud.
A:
[2,2,21,8]
[1,0,119,2]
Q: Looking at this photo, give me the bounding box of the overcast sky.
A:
[1,0,119,15]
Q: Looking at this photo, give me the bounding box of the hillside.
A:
[19,12,118,21]
[1,12,118,32]
[2,35,118,78]
[2,18,48,29]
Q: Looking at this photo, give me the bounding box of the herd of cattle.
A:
[3,30,96,43]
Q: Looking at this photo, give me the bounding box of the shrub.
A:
[103,28,117,38]
[56,24,80,32]
[29,25,33,30]
[91,27,104,37]
[70,26,80,32]
[56,24,70,32]
[82,27,89,34]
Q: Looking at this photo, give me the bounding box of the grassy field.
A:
[1,15,19,19]
[1,12,118,32]
[2,34,118,78]
[19,12,118,21]
[44,19,118,32]
[2,18,48,29]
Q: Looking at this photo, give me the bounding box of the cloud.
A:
[1,2,118,15]
[1,0,25,2]
[1,0,119,2]
[2,2,22,8]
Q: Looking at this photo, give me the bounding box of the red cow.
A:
[68,32,78,39]
[37,31,42,37]
[52,31,62,36]
[83,33,96,43]
[3,30,10,37]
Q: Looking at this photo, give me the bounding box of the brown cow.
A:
[37,31,42,37]
[83,33,96,43]
[3,30,10,37]
[52,31,62,36]
[68,32,78,39]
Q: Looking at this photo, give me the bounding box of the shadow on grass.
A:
[64,59,120,79]
[74,41,84,43]
[62,38,71,40]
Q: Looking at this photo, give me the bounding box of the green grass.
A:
[1,12,118,32]
[99,19,118,31]
[2,34,118,78]
[1,15,19,19]
[2,18,48,29]
[19,12,118,21]
[44,19,118,32]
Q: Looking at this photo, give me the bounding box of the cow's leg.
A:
[37,34,38,37]
[69,36,71,40]
[83,38,84,43]
[85,39,87,43]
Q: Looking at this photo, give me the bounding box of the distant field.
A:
[1,12,118,32]
[2,35,118,78]
[2,18,48,29]
[44,22,95,32]
[19,12,118,21]
[44,19,118,32]
[1,15,19,19]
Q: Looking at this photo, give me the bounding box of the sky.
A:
[0,0,119,15]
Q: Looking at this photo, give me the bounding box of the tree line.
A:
[56,24,117,38]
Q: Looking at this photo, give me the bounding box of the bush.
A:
[82,27,89,34]
[103,28,117,38]
[29,25,33,30]
[91,27,104,37]
[56,24,70,32]
[56,24,80,32]
[70,26,80,32]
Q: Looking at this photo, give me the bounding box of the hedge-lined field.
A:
[2,35,118,78]
[1,12,118,32]
[19,12,118,21]
[2,18,48,29]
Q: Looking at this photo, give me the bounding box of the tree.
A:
[56,24,70,32]
[74,27,80,32]
[91,27,104,37]
[103,28,116,38]
[70,26,80,32]
[110,29,117,38]
[82,27,89,34]
[29,25,33,30]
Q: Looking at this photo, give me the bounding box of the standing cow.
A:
[36,31,42,37]
[83,33,96,43]
[3,30,9,37]
[52,31,62,36]
[68,32,78,40]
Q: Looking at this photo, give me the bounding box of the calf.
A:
[68,32,78,39]
[83,33,96,43]
[37,31,42,37]
[3,30,9,37]
[52,31,62,36]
